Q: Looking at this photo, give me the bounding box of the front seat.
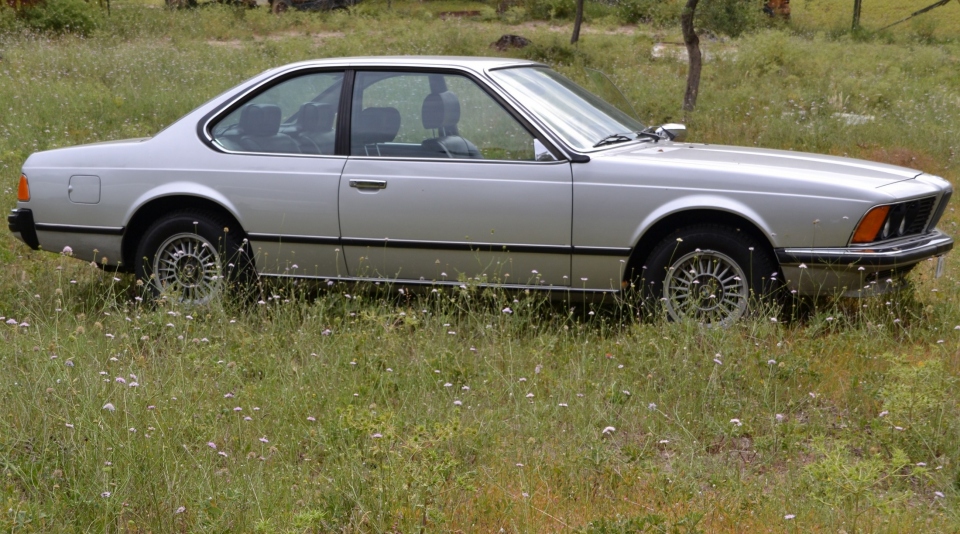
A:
[420,91,483,159]
[294,102,336,155]
[237,104,301,154]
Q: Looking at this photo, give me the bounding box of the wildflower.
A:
[730,418,742,427]
[101,492,111,498]
[207,442,217,450]
[65,360,74,367]
[526,393,534,398]
[307,416,316,422]
[102,403,115,412]
[234,407,242,412]
[444,383,452,387]
[516,463,524,467]
[558,403,568,407]
[453,400,462,406]
[622,390,631,396]
[115,377,126,384]
[935,491,945,498]
[648,403,657,411]
[784,514,795,520]
[767,359,777,366]
[259,437,269,443]
[244,416,252,421]
[147,405,155,410]
[776,413,785,423]
[658,440,670,444]
[713,358,722,365]
[61,246,73,255]
[917,462,927,467]
[224,393,234,398]
[65,423,74,429]
[218,451,228,457]
[371,433,383,439]
[602,426,616,435]
[129,428,136,433]
[502,307,513,314]
[175,506,186,514]
[519,377,527,382]
[878,411,888,417]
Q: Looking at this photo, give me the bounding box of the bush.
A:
[0,3,21,33]
[695,0,762,38]
[617,0,682,27]
[526,0,575,21]
[21,0,102,35]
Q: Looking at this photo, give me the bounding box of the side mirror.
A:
[656,123,687,142]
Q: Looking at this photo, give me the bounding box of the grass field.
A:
[1,2,960,532]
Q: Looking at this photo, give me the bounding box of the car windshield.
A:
[489,66,646,152]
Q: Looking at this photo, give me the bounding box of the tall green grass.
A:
[1,5,960,532]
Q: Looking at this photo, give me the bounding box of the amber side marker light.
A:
[17,174,30,202]
[851,205,890,243]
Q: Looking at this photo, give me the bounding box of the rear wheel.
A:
[638,225,781,326]
[135,210,248,305]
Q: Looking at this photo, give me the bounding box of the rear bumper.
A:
[8,208,39,250]
[775,230,953,296]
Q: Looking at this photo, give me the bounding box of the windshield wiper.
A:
[593,133,634,148]
[636,128,662,142]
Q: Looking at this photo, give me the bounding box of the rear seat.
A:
[236,104,301,154]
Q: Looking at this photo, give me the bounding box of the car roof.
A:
[273,56,543,74]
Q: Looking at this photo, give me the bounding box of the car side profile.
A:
[9,56,954,325]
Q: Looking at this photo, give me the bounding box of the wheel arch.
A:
[121,195,245,271]
[625,207,778,283]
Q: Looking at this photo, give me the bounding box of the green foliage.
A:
[21,0,103,35]
[695,0,762,38]
[0,4,21,33]
[617,0,682,27]
[525,0,575,20]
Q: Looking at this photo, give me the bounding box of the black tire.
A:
[636,224,782,326]
[134,210,250,305]
[271,0,291,14]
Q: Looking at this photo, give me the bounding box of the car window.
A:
[350,71,537,161]
[211,72,343,156]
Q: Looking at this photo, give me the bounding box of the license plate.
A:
[936,255,946,278]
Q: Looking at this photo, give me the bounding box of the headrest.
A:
[239,104,282,137]
[421,92,461,130]
[354,107,401,145]
[297,102,336,133]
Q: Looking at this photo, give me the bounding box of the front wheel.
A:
[135,211,248,305]
[638,225,781,326]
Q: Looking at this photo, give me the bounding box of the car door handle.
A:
[349,179,387,190]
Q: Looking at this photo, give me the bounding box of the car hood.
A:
[610,143,920,187]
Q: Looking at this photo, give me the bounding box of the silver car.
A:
[9,56,953,324]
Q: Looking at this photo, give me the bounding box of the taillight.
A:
[17,174,30,202]
[851,205,890,243]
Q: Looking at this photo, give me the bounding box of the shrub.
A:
[696,0,762,38]
[617,0,682,27]
[0,3,21,33]
[21,0,102,35]
[526,0,575,21]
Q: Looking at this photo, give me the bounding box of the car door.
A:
[206,70,348,278]
[339,70,573,287]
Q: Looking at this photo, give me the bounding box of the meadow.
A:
[1,0,960,531]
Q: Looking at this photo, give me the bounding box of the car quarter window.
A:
[210,71,344,156]
[350,71,538,161]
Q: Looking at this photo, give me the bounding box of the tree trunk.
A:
[681,0,701,112]
[571,0,584,44]
[851,0,863,29]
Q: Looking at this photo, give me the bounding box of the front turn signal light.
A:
[851,205,890,243]
[17,174,30,202]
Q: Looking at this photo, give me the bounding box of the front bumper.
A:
[8,208,39,250]
[775,230,953,297]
